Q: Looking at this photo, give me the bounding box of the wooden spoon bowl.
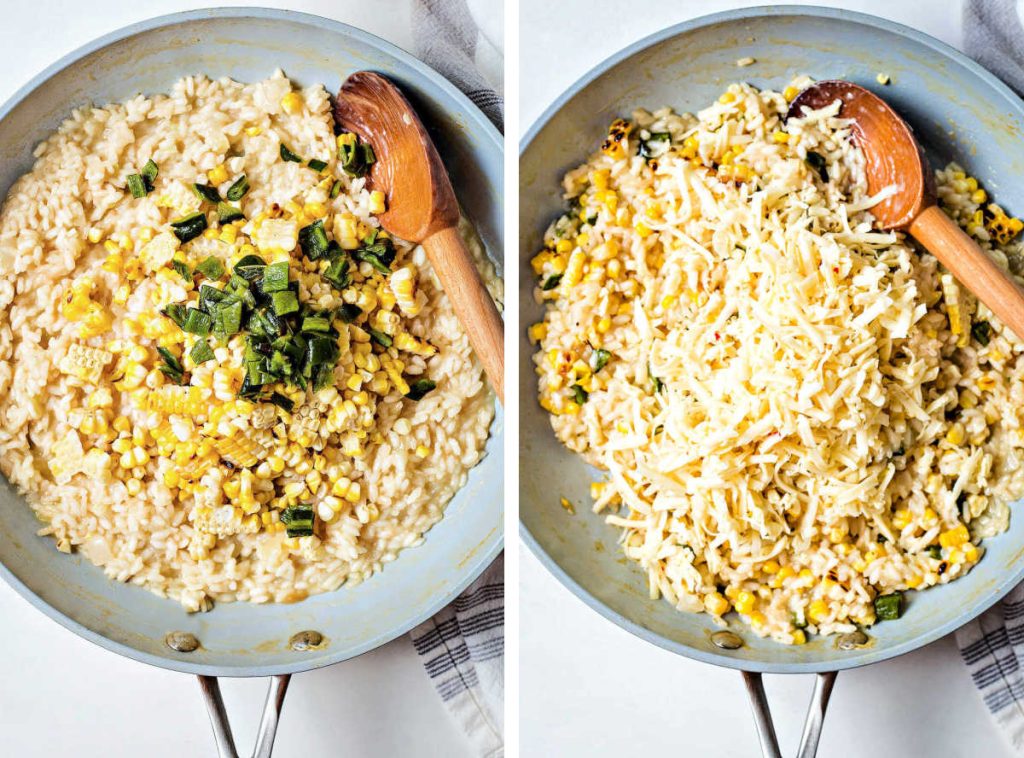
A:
[788,79,1024,340]
[335,71,504,402]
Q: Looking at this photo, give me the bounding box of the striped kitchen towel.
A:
[408,3,503,755]
[411,0,504,129]
[409,553,504,758]
[957,1,1024,752]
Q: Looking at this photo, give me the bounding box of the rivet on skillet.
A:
[289,630,324,651]
[835,630,870,650]
[165,631,200,653]
[711,630,744,650]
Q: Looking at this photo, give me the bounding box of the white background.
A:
[0,2,477,757]
[519,1,1017,757]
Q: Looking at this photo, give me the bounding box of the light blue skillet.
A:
[520,6,1024,757]
[0,8,503,757]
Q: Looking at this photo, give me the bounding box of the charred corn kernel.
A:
[369,191,386,214]
[600,119,631,160]
[703,592,729,616]
[734,590,756,614]
[808,600,829,624]
[783,85,799,101]
[280,91,303,114]
[771,130,790,144]
[940,524,970,548]
[791,630,807,645]
[762,560,780,575]
[207,164,229,185]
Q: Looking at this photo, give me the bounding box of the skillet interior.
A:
[520,5,1024,673]
[0,8,504,677]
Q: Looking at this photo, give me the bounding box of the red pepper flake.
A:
[714,331,721,341]
[833,267,839,274]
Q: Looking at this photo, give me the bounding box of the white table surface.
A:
[0,2,473,757]
[519,1,1017,757]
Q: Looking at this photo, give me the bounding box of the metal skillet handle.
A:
[741,671,838,758]
[198,675,292,758]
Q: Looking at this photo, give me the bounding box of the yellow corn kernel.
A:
[963,543,980,562]
[906,574,924,589]
[214,432,266,469]
[771,130,790,144]
[762,560,780,575]
[596,317,612,334]
[555,239,573,254]
[777,565,796,581]
[144,386,207,415]
[783,85,799,102]
[635,222,652,238]
[703,592,729,617]
[940,524,970,548]
[791,630,807,645]
[977,374,998,392]
[528,322,547,344]
[207,164,229,186]
[734,590,756,614]
[415,444,430,459]
[892,509,911,530]
[718,91,736,104]
[807,599,829,624]
[369,191,386,214]
[219,225,238,245]
[245,126,263,137]
[281,91,304,115]
[393,332,437,357]
[971,188,987,205]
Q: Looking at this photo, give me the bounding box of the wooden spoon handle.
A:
[909,205,1024,340]
[422,226,504,403]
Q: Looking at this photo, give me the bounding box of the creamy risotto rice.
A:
[0,72,500,611]
[531,79,1024,644]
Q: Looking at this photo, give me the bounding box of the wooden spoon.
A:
[787,79,1024,340]
[335,71,504,402]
